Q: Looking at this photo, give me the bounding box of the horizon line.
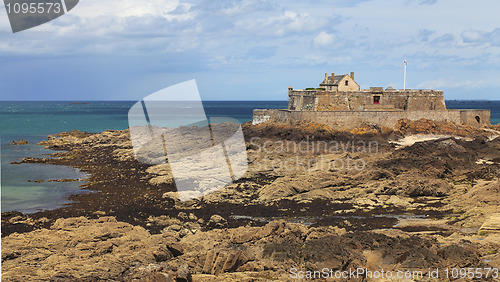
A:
[1,99,500,102]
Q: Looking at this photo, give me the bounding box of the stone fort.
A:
[253,72,490,129]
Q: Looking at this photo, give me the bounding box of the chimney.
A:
[350,72,354,80]
[331,73,335,83]
[324,73,328,83]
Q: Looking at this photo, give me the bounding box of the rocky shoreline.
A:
[2,119,500,281]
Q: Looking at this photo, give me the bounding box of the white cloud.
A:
[418,78,482,89]
[411,0,438,5]
[2,0,500,100]
[75,0,183,18]
[234,10,328,37]
[461,30,487,44]
[0,0,201,55]
[217,0,272,16]
[314,32,334,47]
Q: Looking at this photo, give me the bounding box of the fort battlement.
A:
[254,72,491,129]
[289,88,446,112]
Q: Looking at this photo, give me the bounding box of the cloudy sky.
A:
[1,0,499,100]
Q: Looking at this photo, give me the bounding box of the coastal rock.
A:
[372,176,451,197]
[208,215,227,228]
[162,191,180,201]
[120,262,192,282]
[112,148,136,162]
[9,139,29,145]
[1,216,174,281]
[150,175,175,186]
[4,120,500,281]
[445,179,500,228]
[177,263,192,281]
[146,164,172,175]
[1,216,492,281]
[202,250,242,275]
[480,213,500,233]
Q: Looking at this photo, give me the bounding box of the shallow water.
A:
[0,101,288,213]
[1,140,89,213]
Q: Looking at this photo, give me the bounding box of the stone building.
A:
[254,72,491,129]
[319,72,360,92]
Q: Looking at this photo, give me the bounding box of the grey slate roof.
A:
[320,74,347,86]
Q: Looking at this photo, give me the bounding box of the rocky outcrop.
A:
[2,216,173,281]
[480,213,500,233]
[2,216,492,281]
[120,262,192,282]
[3,121,499,280]
[8,139,29,145]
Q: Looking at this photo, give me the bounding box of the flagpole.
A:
[403,59,407,90]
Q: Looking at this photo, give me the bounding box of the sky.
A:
[0,0,500,101]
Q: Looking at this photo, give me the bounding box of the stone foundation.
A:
[253,109,491,129]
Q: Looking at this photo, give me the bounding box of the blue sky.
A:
[1,0,499,100]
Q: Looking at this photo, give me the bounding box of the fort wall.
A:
[288,89,447,112]
[253,109,490,129]
[262,72,491,129]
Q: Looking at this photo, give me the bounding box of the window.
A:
[345,80,349,86]
[373,96,380,104]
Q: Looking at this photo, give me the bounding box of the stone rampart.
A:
[253,109,490,129]
[288,89,447,112]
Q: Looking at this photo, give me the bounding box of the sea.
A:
[1,100,499,213]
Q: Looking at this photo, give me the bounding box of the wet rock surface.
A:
[2,120,500,280]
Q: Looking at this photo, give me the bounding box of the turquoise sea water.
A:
[0,101,288,213]
[1,100,499,213]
